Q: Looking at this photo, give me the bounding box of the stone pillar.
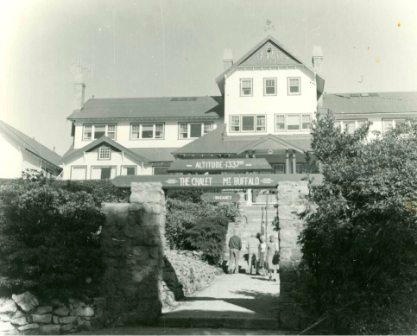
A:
[100,182,166,326]
[292,151,297,174]
[285,150,291,174]
[277,181,309,330]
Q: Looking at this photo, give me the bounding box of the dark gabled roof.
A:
[174,124,312,155]
[323,92,417,117]
[0,120,62,169]
[216,35,324,96]
[62,137,149,164]
[68,96,223,122]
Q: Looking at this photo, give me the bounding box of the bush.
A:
[165,197,239,264]
[0,182,105,299]
[185,216,229,264]
[298,111,417,334]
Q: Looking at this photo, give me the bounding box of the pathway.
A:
[159,273,281,330]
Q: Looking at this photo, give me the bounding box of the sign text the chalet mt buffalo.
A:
[111,174,281,188]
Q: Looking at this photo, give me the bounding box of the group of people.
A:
[227,232,279,281]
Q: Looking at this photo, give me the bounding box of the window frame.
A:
[274,113,313,132]
[97,146,111,160]
[177,122,211,139]
[82,124,117,141]
[130,123,165,140]
[287,77,301,95]
[240,78,253,97]
[263,77,277,96]
[121,165,137,176]
[229,115,266,133]
[90,165,117,180]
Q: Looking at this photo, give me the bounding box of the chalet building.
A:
[0,120,62,178]
[62,36,417,180]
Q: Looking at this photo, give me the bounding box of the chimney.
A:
[73,82,86,109]
[312,46,323,73]
[223,48,233,70]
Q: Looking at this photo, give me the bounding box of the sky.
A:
[0,0,416,155]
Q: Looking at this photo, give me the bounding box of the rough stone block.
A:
[17,323,39,332]
[12,292,39,312]
[32,313,52,324]
[76,306,94,317]
[0,298,18,314]
[34,305,52,314]
[39,324,61,334]
[0,321,15,332]
[10,315,27,326]
[59,315,77,324]
[61,322,77,333]
[53,306,69,316]
[0,313,11,322]
[52,315,59,324]
[130,182,164,205]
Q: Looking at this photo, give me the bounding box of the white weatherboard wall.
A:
[73,121,219,149]
[0,133,23,178]
[225,68,317,136]
[62,148,153,180]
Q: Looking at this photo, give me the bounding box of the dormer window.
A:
[98,146,111,160]
[264,78,277,96]
[287,77,301,95]
[240,78,253,96]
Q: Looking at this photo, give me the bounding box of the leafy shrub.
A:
[185,216,229,264]
[298,111,417,334]
[165,197,239,264]
[0,182,105,299]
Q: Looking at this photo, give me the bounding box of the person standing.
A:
[257,235,267,276]
[246,234,259,275]
[266,235,279,281]
[228,233,242,274]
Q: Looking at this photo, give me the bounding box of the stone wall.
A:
[0,292,100,334]
[100,182,165,326]
[277,181,309,330]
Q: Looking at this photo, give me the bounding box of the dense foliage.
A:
[299,111,417,333]
[0,180,105,299]
[166,197,239,264]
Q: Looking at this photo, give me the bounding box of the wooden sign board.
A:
[201,192,240,203]
[167,158,272,172]
[112,174,281,189]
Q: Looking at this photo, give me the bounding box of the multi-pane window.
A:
[240,78,253,96]
[275,115,285,130]
[178,122,213,139]
[301,115,311,129]
[275,114,312,131]
[98,146,111,160]
[130,123,165,139]
[203,123,213,135]
[107,125,116,140]
[264,78,277,95]
[382,119,408,133]
[337,119,368,133]
[256,116,266,131]
[83,125,92,140]
[230,116,240,132]
[228,115,266,133]
[287,77,301,95]
[82,124,117,140]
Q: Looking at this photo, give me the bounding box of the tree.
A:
[299,111,417,333]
